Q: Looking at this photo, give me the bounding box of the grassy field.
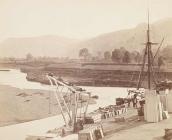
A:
[1,61,172,88]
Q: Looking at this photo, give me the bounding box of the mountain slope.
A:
[76,18,172,54]
[1,18,172,58]
[0,35,79,58]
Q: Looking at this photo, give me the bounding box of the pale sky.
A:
[0,0,171,41]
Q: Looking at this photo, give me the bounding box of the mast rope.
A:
[137,44,148,89]
[150,50,158,85]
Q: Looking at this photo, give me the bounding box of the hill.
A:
[76,18,172,54]
[0,35,79,58]
[1,18,172,58]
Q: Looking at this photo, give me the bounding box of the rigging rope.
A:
[153,38,164,62]
[137,44,148,89]
[150,50,158,85]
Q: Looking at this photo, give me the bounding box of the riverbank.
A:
[1,62,172,88]
[23,67,172,89]
[0,85,96,127]
[22,62,172,88]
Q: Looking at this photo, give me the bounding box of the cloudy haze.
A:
[0,0,171,41]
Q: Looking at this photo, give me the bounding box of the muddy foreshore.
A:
[0,84,96,127]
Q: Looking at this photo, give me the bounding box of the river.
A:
[0,69,129,140]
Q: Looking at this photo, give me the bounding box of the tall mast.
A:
[147,9,151,89]
[137,8,158,90]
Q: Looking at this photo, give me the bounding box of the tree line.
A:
[79,47,142,64]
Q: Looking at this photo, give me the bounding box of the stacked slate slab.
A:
[144,90,163,122]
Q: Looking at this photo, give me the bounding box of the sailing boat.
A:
[126,10,172,123]
[127,10,165,98]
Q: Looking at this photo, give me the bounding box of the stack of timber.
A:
[85,112,102,124]
[95,104,128,120]
[159,89,170,119]
[167,89,172,113]
[84,103,128,124]
[159,88,172,114]
[159,90,168,111]
[144,90,163,123]
[144,89,171,123]
[78,124,104,140]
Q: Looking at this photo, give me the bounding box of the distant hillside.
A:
[1,18,172,58]
[76,18,172,54]
[0,35,79,58]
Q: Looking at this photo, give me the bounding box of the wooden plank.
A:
[167,90,172,113]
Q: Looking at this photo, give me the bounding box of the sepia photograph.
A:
[0,0,172,140]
